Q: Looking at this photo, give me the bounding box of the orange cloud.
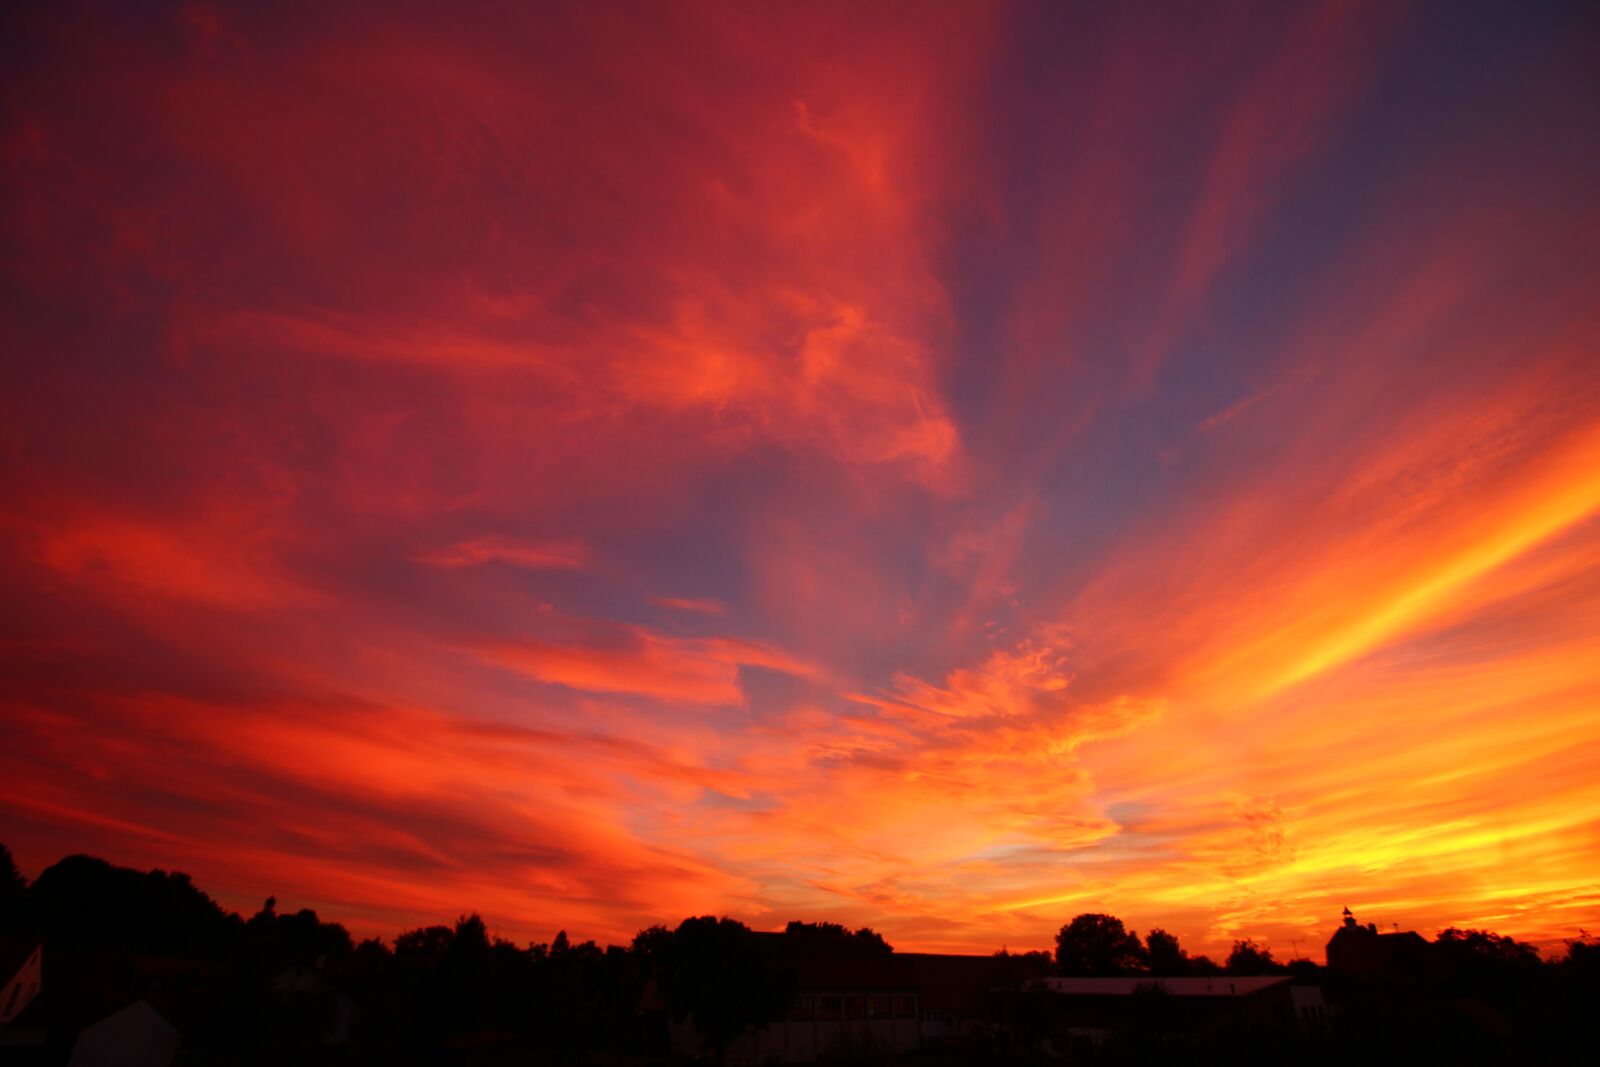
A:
[483,628,816,705]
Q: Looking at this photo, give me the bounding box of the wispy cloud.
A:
[650,596,730,616]
[417,537,590,570]
[1199,388,1274,433]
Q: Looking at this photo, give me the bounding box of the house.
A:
[1290,983,1331,1033]
[894,952,1015,1045]
[65,998,182,1067]
[0,941,42,1031]
[270,961,358,1046]
[673,946,920,1065]
[1020,975,1299,1049]
[715,952,920,1065]
[670,944,1014,1064]
[1326,907,1431,977]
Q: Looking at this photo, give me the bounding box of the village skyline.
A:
[3,843,1586,968]
[4,841,1593,1063]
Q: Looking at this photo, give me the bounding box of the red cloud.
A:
[483,628,815,706]
[417,537,589,570]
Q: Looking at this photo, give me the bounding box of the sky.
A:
[2,1,1597,961]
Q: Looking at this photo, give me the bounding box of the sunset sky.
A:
[2,1,1598,961]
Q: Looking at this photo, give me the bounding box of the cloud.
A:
[482,627,816,705]
[416,536,589,570]
[651,596,730,616]
[1198,388,1274,433]
[0,688,756,943]
[22,511,302,610]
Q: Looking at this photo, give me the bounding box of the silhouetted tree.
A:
[534,930,630,1060]
[1562,931,1599,978]
[632,922,673,965]
[783,920,892,955]
[992,947,1054,987]
[1145,927,1189,974]
[436,914,493,1034]
[0,844,25,928]
[394,924,454,967]
[349,936,394,979]
[655,916,794,1065]
[453,913,490,954]
[1,845,24,897]
[1225,938,1280,975]
[1435,927,1540,967]
[1528,932,1600,1062]
[1055,913,1146,975]
[245,899,353,963]
[28,853,242,956]
[1286,956,1323,983]
[1433,927,1541,1006]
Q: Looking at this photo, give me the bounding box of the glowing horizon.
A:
[2,1,1597,961]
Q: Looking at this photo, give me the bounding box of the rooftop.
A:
[1029,976,1291,997]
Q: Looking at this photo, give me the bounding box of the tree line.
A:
[0,846,891,1062]
[2,845,1595,1064]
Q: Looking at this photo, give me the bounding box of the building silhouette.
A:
[1326,907,1431,977]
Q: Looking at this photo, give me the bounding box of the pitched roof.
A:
[894,953,1009,1014]
[1029,976,1291,997]
[752,935,1012,1014]
[0,937,40,982]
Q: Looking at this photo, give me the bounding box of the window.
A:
[893,995,916,1019]
[869,995,892,1019]
[845,995,866,1020]
[816,996,841,1021]
[788,995,814,1022]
